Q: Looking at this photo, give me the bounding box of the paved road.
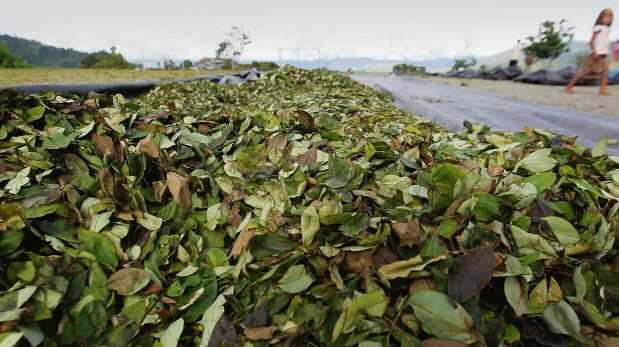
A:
[353,74,619,153]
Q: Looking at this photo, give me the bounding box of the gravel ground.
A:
[421,76,619,118]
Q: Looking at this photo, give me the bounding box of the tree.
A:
[80,49,133,69]
[0,34,89,67]
[182,60,193,69]
[523,19,574,67]
[215,27,252,61]
[392,64,426,75]
[215,41,231,59]
[0,43,29,68]
[450,58,477,72]
[163,59,176,70]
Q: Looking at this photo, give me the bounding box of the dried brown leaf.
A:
[138,137,160,159]
[230,229,256,258]
[393,219,421,247]
[92,133,115,157]
[409,278,437,296]
[295,110,315,131]
[244,326,277,341]
[421,339,468,347]
[345,251,374,274]
[296,147,317,166]
[167,172,191,209]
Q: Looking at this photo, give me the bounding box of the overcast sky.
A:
[2,1,618,61]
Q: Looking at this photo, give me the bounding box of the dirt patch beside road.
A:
[422,76,619,118]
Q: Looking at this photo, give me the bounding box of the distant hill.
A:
[475,41,590,70]
[0,34,89,67]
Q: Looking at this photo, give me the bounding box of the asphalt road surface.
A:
[353,74,619,153]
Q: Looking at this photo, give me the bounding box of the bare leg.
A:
[600,66,609,96]
[565,68,588,93]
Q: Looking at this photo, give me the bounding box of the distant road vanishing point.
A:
[353,74,619,154]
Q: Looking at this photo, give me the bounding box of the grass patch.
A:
[0,68,233,86]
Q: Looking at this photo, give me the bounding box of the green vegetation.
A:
[249,60,279,70]
[0,67,617,346]
[524,20,575,66]
[0,43,29,68]
[182,59,193,69]
[0,68,225,86]
[80,49,133,69]
[450,58,477,72]
[392,63,426,75]
[0,34,88,67]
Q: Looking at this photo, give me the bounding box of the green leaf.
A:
[107,268,151,296]
[199,294,226,347]
[79,229,118,267]
[24,106,45,122]
[541,216,580,246]
[90,211,113,232]
[438,218,458,238]
[509,225,557,260]
[523,172,556,192]
[572,266,586,301]
[160,317,184,347]
[332,291,388,340]
[504,277,528,316]
[136,213,162,231]
[516,149,557,173]
[5,167,30,195]
[301,205,320,246]
[543,301,586,343]
[42,130,77,150]
[0,332,23,347]
[378,255,446,280]
[0,231,23,256]
[472,192,499,222]
[527,278,549,314]
[409,291,477,344]
[592,138,607,157]
[278,265,313,293]
[18,323,44,347]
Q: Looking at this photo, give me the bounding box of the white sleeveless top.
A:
[593,25,611,55]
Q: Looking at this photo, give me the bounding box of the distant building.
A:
[196,57,225,70]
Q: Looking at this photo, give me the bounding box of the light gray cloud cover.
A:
[2,0,618,60]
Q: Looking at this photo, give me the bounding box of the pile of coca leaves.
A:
[0,67,618,347]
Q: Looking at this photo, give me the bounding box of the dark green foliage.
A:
[163,59,176,70]
[80,51,133,69]
[182,60,193,69]
[450,58,477,72]
[0,43,29,68]
[392,63,426,75]
[0,34,88,67]
[250,61,279,70]
[524,20,574,62]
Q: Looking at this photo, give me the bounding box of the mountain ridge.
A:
[0,34,89,67]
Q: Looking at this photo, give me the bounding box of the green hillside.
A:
[0,34,89,67]
[0,43,29,68]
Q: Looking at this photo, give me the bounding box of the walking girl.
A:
[565,8,614,95]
